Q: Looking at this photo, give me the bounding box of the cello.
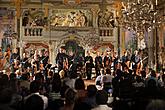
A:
[136,56,148,75]
[0,48,11,72]
[39,56,48,70]
[0,48,4,70]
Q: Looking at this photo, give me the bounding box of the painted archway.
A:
[93,42,114,53]
[56,34,86,57]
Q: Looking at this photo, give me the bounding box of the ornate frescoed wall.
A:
[22,8,48,27]
[0,8,16,51]
[98,9,115,28]
[50,9,92,27]
[124,29,137,51]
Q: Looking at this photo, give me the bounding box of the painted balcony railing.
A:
[99,28,114,37]
[23,26,43,37]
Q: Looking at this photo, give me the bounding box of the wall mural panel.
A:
[0,8,15,50]
[22,9,48,27]
[50,9,92,27]
[98,9,114,28]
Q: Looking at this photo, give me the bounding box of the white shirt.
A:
[101,74,113,84]
[65,78,76,89]
[25,92,48,110]
[92,105,112,110]
[95,75,103,90]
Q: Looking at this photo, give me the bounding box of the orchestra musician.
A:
[34,50,40,71]
[95,51,103,77]
[130,50,141,73]
[112,51,118,71]
[0,48,4,70]
[0,46,11,72]
[10,48,20,72]
[103,51,112,70]
[85,51,93,80]
[38,50,50,81]
[21,52,31,72]
[121,51,129,64]
[56,47,68,73]
[39,49,49,71]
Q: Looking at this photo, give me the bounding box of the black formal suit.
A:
[85,55,93,80]
[95,56,102,76]
[56,52,68,72]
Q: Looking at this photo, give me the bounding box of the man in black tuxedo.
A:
[103,51,112,69]
[95,51,102,77]
[10,48,20,72]
[85,51,93,80]
[56,48,68,73]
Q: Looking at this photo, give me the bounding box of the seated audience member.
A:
[132,75,145,88]
[74,78,87,100]
[74,78,89,110]
[95,68,104,90]
[60,88,77,110]
[0,74,9,90]
[101,68,113,94]
[8,74,23,110]
[24,94,44,110]
[83,85,97,109]
[25,80,48,110]
[92,90,112,110]
[146,99,165,110]
[64,71,77,89]
[112,69,122,101]
[145,70,158,87]
[0,88,14,110]
[20,73,30,90]
[48,73,64,110]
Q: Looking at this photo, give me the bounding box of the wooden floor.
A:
[84,79,95,88]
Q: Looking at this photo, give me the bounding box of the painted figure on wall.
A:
[50,9,90,27]
[22,9,48,27]
[98,9,114,27]
[0,8,15,51]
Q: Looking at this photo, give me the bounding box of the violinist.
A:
[103,50,112,70]
[39,49,49,70]
[85,51,93,80]
[3,46,11,70]
[34,50,40,71]
[95,51,102,77]
[10,48,20,72]
[21,52,31,71]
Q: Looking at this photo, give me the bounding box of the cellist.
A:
[10,48,20,72]
[3,46,11,72]
[0,48,4,70]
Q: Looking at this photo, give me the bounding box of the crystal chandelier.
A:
[120,0,164,50]
[121,0,163,33]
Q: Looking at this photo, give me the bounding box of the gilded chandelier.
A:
[121,0,163,32]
